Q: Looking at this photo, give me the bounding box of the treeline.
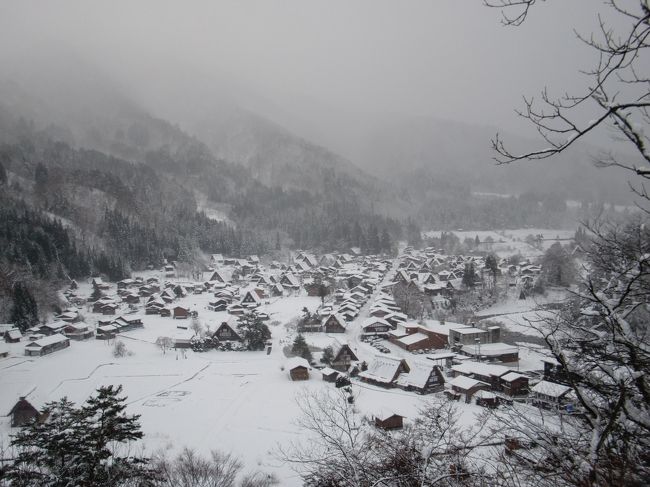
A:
[0,196,127,281]
[100,207,267,268]
[230,179,402,252]
[396,166,573,230]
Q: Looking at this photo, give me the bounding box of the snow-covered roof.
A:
[425,352,456,361]
[448,375,488,390]
[362,317,390,329]
[359,356,406,384]
[388,328,409,339]
[530,380,572,398]
[461,342,519,356]
[397,332,430,346]
[286,357,310,371]
[452,361,512,378]
[24,333,69,349]
[396,360,440,389]
[320,367,339,377]
[474,390,497,400]
[422,320,467,336]
[451,327,487,335]
[500,372,528,382]
[7,329,22,339]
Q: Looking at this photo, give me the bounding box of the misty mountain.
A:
[351,116,634,205]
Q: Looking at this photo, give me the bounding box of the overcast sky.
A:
[0,0,622,154]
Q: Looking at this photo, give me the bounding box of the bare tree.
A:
[155,336,173,355]
[153,448,241,487]
[113,339,131,358]
[190,315,204,337]
[492,220,650,486]
[392,281,431,320]
[485,0,650,204]
[277,389,496,486]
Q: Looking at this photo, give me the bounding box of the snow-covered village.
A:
[0,1,648,486]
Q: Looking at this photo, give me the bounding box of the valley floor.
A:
[0,239,570,484]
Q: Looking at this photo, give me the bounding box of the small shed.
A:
[9,395,43,427]
[5,328,22,343]
[173,330,194,349]
[321,367,339,383]
[173,306,190,320]
[474,390,499,408]
[374,411,405,430]
[500,372,530,396]
[287,357,311,381]
[448,375,490,403]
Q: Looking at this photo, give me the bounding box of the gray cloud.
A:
[0,0,620,159]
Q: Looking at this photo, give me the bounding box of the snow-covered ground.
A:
[0,254,567,484]
[0,272,445,484]
[474,287,569,339]
[423,228,576,258]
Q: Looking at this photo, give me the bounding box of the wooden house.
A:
[173,306,190,320]
[322,314,346,333]
[280,274,301,289]
[270,283,284,297]
[530,380,573,410]
[358,356,410,388]
[396,360,445,394]
[361,318,391,337]
[474,390,499,408]
[330,343,359,371]
[240,290,262,307]
[451,362,512,391]
[4,328,22,343]
[213,321,242,342]
[369,306,391,318]
[374,412,404,430]
[173,330,194,349]
[24,334,70,357]
[63,322,94,340]
[499,372,530,396]
[207,299,228,312]
[447,376,490,403]
[9,397,42,427]
[37,321,67,336]
[287,357,310,381]
[91,277,110,290]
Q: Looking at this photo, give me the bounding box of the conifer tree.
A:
[291,334,312,362]
[10,282,38,332]
[5,385,155,486]
[236,309,271,351]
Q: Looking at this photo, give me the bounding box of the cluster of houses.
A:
[284,341,576,412]
[393,246,543,309]
[1,310,95,356]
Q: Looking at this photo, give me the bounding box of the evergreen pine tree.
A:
[10,282,39,332]
[461,262,477,289]
[6,386,154,486]
[321,346,334,365]
[236,309,271,351]
[292,334,312,362]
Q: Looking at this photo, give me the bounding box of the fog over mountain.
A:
[0,1,637,192]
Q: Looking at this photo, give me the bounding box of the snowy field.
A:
[423,228,576,258]
[1,281,480,484]
[0,260,561,483]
